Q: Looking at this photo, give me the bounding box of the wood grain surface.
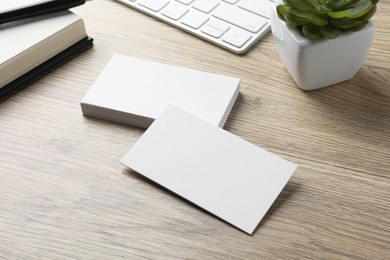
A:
[1,0,389,259]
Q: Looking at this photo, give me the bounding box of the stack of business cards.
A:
[81,54,240,128]
[121,105,297,234]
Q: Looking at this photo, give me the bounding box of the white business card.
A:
[81,54,240,128]
[121,105,297,234]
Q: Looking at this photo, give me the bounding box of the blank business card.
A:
[81,54,240,128]
[121,105,297,234]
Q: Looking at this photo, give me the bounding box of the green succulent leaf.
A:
[305,0,330,11]
[343,21,369,31]
[277,5,291,21]
[320,24,342,38]
[341,0,364,8]
[286,8,328,26]
[302,24,321,39]
[288,8,313,17]
[330,17,367,29]
[370,0,379,5]
[347,0,373,18]
[285,10,310,26]
[328,0,347,9]
[318,0,329,7]
[283,0,318,10]
[328,9,353,18]
[343,0,369,8]
[355,5,377,21]
[307,13,329,26]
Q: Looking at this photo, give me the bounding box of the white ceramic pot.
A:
[270,4,375,91]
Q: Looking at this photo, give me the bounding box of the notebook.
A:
[121,105,297,234]
[0,0,85,24]
[0,10,91,95]
[81,54,240,128]
[0,37,93,99]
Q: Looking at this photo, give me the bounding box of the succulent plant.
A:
[276,0,378,40]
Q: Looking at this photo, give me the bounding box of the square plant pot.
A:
[270,4,375,91]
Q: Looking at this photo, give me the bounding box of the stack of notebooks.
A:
[81,54,298,234]
[0,0,93,98]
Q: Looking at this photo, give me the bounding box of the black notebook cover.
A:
[0,36,93,99]
[0,0,86,24]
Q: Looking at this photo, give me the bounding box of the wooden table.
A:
[1,0,389,258]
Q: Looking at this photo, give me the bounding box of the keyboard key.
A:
[222,27,252,48]
[201,19,230,38]
[138,0,169,12]
[212,3,267,33]
[201,25,224,38]
[237,0,273,19]
[176,0,194,4]
[161,2,189,20]
[192,0,220,13]
[206,19,230,33]
[222,0,238,4]
[180,10,209,29]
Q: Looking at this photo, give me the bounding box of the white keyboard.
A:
[114,0,274,54]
